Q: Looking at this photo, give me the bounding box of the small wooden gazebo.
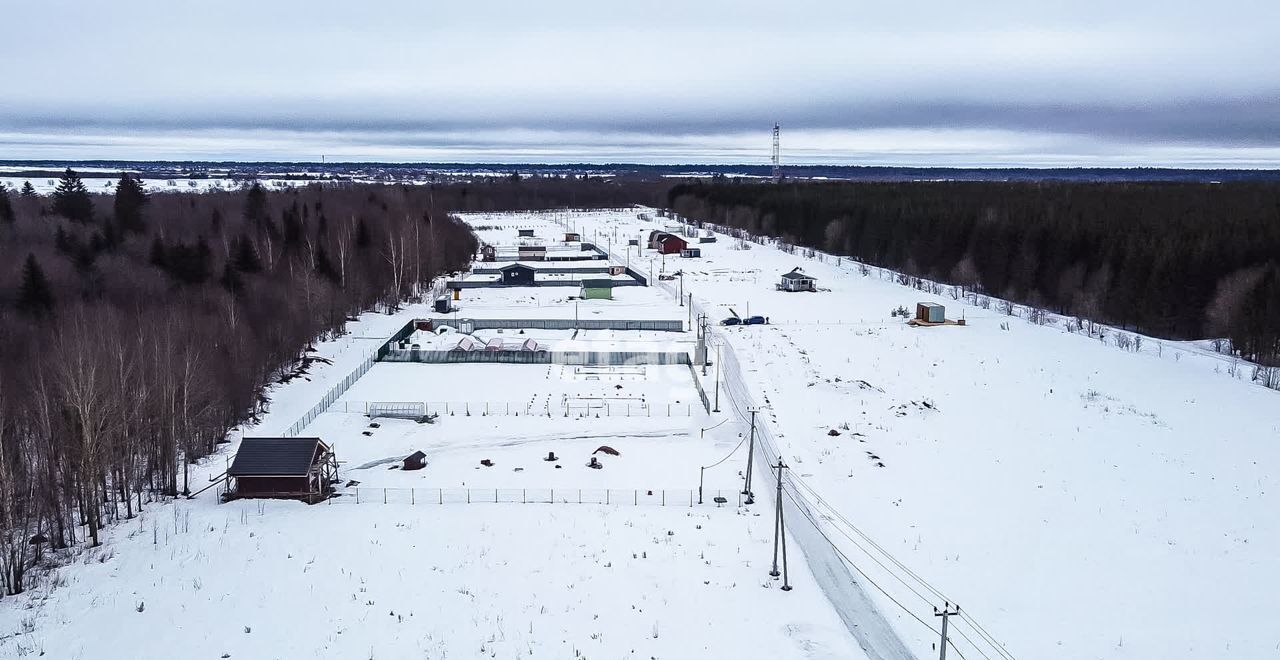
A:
[226,437,337,503]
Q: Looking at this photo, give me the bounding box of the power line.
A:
[708,318,1012,660]
[786,471,1013,660]
[699,429,747,470]
[789,476,950,602]
[778,480,988,660]
[782,485,940,634]
[957,613,1017,660]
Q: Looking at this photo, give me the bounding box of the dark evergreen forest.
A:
[670,180,1280,366]
[0,171,668,596]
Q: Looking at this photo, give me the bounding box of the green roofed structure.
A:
[580,278,614,300]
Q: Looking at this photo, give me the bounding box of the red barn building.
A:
[656,234,688,254]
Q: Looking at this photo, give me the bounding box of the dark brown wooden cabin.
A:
[227,437,337,503]
[403,450,427,471]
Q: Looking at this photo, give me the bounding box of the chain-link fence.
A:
[339,400,696,418]
[281,354,377,437]
[327,487,742,507]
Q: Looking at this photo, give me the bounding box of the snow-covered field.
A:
[0,176,313,195]
[5,206,1278,660]
[448,283,684,322]
[526,208,1280,660]
[0,214,863,660]
[2,502,866,660]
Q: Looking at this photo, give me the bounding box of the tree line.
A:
[0,170,669,596]
[669,180,1280,366]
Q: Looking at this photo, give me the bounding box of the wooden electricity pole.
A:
[770,456,791,591]
[742,408,758,503]
[934,603,960,660]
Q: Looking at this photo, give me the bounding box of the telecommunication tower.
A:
[771,122,781,183]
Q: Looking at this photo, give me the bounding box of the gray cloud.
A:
[2,0,1278,164]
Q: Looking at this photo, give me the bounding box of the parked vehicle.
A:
[721,317,741,326]
[745,315,767,325]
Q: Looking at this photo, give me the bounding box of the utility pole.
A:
[934,603,960,660]
[769,456,791,591]
[701,463,711,506]
[742,409,758,503]
[699,314,709,375]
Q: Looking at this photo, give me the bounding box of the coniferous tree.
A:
[52,168,93,223]
[54,226,77,255]
[315,243,339,283]
[16,253,54,317]
[219,262,243,295]
[282,201,304,252]
[148,236,167,269]
[243,182,268,228]
[114,174,149,233]
[355,217,372,249]
[0,186,14,224]
[20,181,36,197]
[231,234,262,273]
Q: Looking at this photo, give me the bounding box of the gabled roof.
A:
[229,437,326,477]
[781,267,815,281]
[500,263,536,272]
[405,450,427,461]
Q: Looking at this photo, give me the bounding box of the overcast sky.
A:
[2,0,1278,166]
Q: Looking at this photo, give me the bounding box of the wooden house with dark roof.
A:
[226,437,337,503]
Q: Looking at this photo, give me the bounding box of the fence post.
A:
[439,488,442,504]
[495,488,498,503]
[606,490,610,505]
[356,488,360,504]
[551,488,555,503]
[662,490,665,506]
[578,489,582,504]
[467,489,470,504]
[383,488,387,504]
[523,489,526,504]
[411,488,415,505]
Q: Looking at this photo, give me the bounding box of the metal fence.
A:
[331,487,742,507]
[281,353,377,437]
[339,400,696,417]
[687,362,711,414]
[448,318,685,332]
[381,349,691,365]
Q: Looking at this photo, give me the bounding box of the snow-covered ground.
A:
[0,215,863,660]
[1,502,864,660]
[0,329,861,659]
[335,362,700,416]
[518,208,1280,660]
[0,176,311,195]
[409,328,692,355]
[448,283,685,322]
[6,206,1278,660]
